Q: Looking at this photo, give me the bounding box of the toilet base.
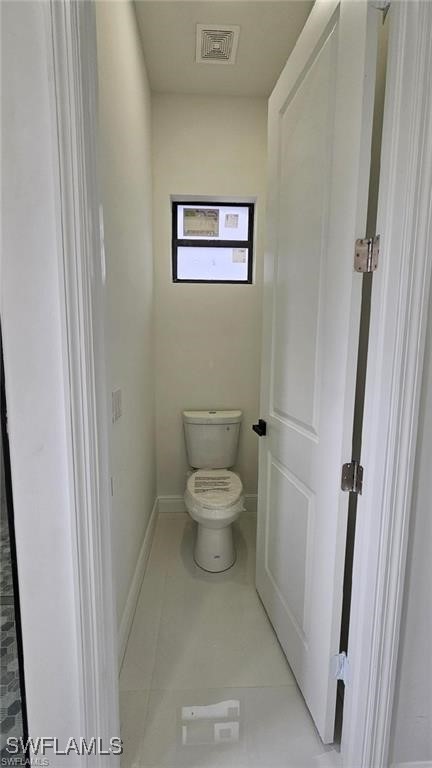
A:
[194,523,236,572]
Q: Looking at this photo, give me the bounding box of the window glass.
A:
[177,247,249,282]
[177,205,250,241]
[172,201,254,283]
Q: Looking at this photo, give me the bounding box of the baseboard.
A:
[158,493,257,515]
[391,763,432,768]
[118,497,158,668]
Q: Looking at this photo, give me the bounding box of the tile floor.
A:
[0,484,24,763]
[119,513,341,768]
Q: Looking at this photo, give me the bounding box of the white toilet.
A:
[183,410,245,572]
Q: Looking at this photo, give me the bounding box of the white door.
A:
[256,0,379,743]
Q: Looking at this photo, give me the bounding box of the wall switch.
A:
[112,389,122,423]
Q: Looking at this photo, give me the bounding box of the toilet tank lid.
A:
[183,410,242,425]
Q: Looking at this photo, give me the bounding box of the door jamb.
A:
[54,0,432,766]
[49,0,119,761]
[341,2,432,766]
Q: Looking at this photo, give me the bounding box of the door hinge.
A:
[354,235,380,273]
[341,460,363,494]
[331,652,350,685]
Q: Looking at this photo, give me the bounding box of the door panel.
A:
[257,0,379,743]
[266,458,312,638]
[273,22,336,435]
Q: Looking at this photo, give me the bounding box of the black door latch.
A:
[252,419,267,437]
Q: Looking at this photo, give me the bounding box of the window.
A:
[172,201,254,283]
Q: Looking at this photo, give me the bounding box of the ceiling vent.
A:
[196,24,240,65]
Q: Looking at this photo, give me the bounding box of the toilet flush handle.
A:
[252,419,267,437]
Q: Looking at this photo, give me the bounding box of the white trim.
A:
[157,493,258,515]
[49,0,120,760]
[118,498,158,667]
[342,3,432,766]
[391,764,432,768]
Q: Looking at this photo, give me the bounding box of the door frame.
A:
[341,2,432,765]
[49,0,120,761]
[2,0,118,760]
[9,1,431,766]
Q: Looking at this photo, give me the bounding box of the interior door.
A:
[256,0,379,743]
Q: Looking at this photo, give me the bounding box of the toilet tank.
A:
[183,410,242,469]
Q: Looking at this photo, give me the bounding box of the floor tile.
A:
[119,690,150,768]
[119,511,337,768]
[0,501,23,752]
[151,583,295,690]
[123,686,333,768]
[150,516,294,691]
[127,687,248,768]
[120,515,180,691]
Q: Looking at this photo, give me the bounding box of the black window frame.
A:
[172,200,255,284]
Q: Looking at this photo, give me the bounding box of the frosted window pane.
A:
[177,247,249,281]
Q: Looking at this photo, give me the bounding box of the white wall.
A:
[96,0,156,626]
[390,286,432,766]
[152,94,267,498]
[1,0,83,744]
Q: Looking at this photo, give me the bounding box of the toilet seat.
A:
[186,469,242,510]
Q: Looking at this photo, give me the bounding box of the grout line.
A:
[146,682,298,692]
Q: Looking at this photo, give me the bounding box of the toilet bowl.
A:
[184,468,245,572]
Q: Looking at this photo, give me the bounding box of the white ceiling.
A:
[134,1,314,97]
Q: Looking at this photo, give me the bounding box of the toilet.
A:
[183,410,245,572]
